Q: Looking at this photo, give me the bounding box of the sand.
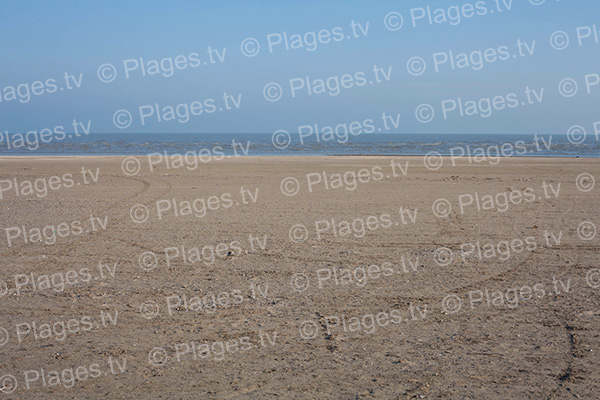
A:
[0,155,599,399]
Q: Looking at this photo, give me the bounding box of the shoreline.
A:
[0,154,597,159]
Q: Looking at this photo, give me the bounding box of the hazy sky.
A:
[1,0,598,134]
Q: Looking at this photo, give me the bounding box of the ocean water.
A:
[1,133,599,157]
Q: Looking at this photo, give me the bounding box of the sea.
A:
[1,133,599,157]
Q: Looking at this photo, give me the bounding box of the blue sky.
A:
[0,0,598,134]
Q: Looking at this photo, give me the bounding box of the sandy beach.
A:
[0,155,599,399]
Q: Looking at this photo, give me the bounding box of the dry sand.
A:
[0,156,599,399]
